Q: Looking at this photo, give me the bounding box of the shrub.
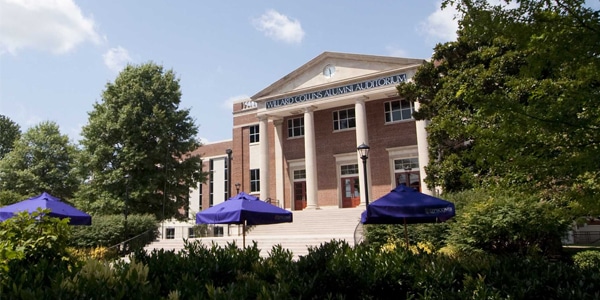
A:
[59,258,155,299]
[0,209,81,297]
[69,246,118,261]
[132,239,264,299]
[447,189,569,256]
[70,213,159,250]
[573,250,600,271]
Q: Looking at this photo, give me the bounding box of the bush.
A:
[573,250,600,271]
[70,213,159,250]
[69,246,118,261]
[2,237,599,298]
[447,189,569,256]
[59,259,155,299]
[132,239,264,299]
[0,209,81,297]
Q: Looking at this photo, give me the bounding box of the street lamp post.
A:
[357,143,370,206]
[226,148,232,200]
[235,182,241,194]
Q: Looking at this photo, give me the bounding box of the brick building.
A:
[187,52,431,219]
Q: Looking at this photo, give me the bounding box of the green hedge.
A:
[2,209,598,299]
[2,239,599,299]
[69,213,159,249]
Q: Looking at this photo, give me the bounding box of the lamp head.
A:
[357,143,370,159]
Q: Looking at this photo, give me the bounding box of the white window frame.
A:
[250,169,260,192]
[249,125,259,143]
[385,99,414,123]
[333,108,356,131]
[287,117,304,138]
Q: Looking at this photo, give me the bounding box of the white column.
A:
[414,102,433,195]
[355,96,370,206]
[259,115,270,200]
[303,107,319,209]
[273,119,284,208]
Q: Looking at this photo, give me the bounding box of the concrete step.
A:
[144,206,365,259]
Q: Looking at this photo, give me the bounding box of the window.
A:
[333,108,356,131]
[394,158,420,191]
[249,125,259,143]
[341,164,359,175]
[166,228,175,239]
[385,99,414,122]
[293,169,306,180]
[188,227,196,238]
[250,169,260,192]
[288,117,304,138]
[394,158,419,171]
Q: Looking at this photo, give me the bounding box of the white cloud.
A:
[103,46,132,72]
[385,46,409,58]
[0,0,101,55]
[223,94,250,110]
[418,1,459,43]
[252,10,304,44]
[197,137,209,145]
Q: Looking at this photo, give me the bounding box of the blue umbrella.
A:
[196,192,292,247]
[0,192,92,225]
[361,185,455,245]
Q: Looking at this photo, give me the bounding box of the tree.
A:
[398,0,600,215]
[78,62,205,220]
[0,115,21,160]
[0,121,79,201]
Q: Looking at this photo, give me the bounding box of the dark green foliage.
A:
[0,189,27,206]
[0,114,20,160]
[79,62,207,220]
[0,209,81,298]
[400,0,600,216]
[70,213,159,249]
[59,259,155,300]
[3,236,600,299]
[131,240,265,299]
[447,189,570,257]
[0,121,79,200]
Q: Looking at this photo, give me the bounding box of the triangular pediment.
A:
[252,52,425,100]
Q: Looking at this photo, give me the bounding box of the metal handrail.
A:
[265,197,280,207]
[107,228,158,255]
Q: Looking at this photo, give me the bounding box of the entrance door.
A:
[341,177,361,208]
[396,172,421,191]
[293,181,307,210]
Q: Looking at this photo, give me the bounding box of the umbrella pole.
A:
[404,218,409,247]
[242,221,246,248]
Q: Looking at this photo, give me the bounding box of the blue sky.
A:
[0,0,459,144]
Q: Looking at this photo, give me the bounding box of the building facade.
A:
[188,52,431,219]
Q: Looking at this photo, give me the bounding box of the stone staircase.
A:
[144,206,365,259]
